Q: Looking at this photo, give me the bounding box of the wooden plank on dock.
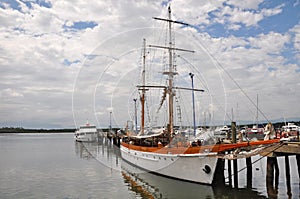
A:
[274,142,300,155]
[260,142,300,157]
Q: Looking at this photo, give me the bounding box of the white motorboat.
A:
[281,122,299,139]
[74,122,98,142]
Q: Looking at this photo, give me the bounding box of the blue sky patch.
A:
[258,1,300,34]
[63,21,98,31]
[0,0,20,10]
[268,67,277,71]
[63,59,80,66]
[190,0,299,40]
[0,0,52,11]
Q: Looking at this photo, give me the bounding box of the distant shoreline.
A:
[0,127,76,134]
[1,121,299,134]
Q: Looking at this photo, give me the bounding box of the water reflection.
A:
[75,138,280,199]
[75,138,121,171]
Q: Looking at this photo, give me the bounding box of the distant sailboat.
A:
[248,94,264,139]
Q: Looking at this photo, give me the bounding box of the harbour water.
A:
[0,133,299,199]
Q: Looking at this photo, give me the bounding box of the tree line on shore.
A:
[0,121,299,134]
[0,127,76,133]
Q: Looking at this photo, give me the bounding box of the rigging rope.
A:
[190,33,271,123]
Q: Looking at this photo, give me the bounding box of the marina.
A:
[1,1,300,199]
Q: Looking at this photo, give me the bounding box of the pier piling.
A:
[227,158,232,187]
[231,121,238,188]
[213,159,225,186]
[266,156,280,198]
[233,159,238,188]
[246,157,252,188]
[284,155,292,198]
[231,121,236,144]
[297,155,300,179]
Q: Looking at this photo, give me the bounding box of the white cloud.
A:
[211,2,283,29]
[227,0,264,10]
[0,0,299,128]
[171,0,223,25]
[290,23,300,62]
[1,88,24,98]
[248,32,290,53]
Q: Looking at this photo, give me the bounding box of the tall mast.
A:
[140,38,146,135]
[167,6,174,134]
[151,6,195,134]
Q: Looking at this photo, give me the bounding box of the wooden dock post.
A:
[233,159,238,188]
[231,121,236,143]
[266,157,279,198]
[231,121,238,188]
[285,155,292,198]
[227,158,232,187]
[246,157,252,188]
[213,159,225,186]
[266,157,274,186]
[297,154,300,179]
[274,158,279,188]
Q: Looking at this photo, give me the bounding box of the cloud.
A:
[1,88,23,98]
[212,3,283,29]
[290,23,300,62]
[227,0,264,10]
[0,0,299,128]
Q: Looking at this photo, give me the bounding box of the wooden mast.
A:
[167,6,174,135]
[140,38,146,135]
[151,6,195,135]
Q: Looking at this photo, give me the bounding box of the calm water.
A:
[0,133,298,199]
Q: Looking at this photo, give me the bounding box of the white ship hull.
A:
[120,145,218,184]
[74,133,98,142]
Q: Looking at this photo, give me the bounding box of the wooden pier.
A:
[219,121,300,197]
[260,141,300,157]
[222,140,300,198]
[261,141,300,198]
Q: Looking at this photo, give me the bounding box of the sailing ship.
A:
[120,6,279,184]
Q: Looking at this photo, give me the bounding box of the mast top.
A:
[153,6,189,26]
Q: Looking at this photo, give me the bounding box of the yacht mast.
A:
[256,94,258,127]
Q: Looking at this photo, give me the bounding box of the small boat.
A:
[246,124,265,140]
[214,125,230,136]
[281,122,299,140]
[74,122,99,142]
[246,95,265,140]
[120,6,280,185]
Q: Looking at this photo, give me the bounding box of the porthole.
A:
[203,165,211,174]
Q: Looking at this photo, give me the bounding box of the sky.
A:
[0,0,299,129]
